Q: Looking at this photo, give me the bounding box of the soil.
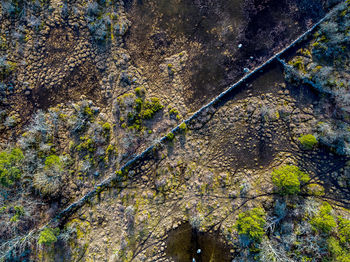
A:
[166,222,233,262]
[125,0,334,111]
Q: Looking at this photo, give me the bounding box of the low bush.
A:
[102,122,112,139]
[140,98,164,120]
[328,237,343,257]
[271,165,310,195]
[327,236,350,261]
[166,132,175,141]
[117,92,164,131]
[10,205,25,222]
[44,155,62,170]
[338,217,350,245]
[0,148,24,187]
[179,122,187,131]
[310,202,336,234]
[38,227,60,246]
[298,134,318,150]
[135,86,146,97]
[34,154,65,197]
[236,207,266,245]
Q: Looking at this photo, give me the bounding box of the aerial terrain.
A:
[0,0,350,261]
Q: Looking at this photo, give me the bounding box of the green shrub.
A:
[140,109,153,120]
[38,227,59,246]
[327,237,342,256]
[0,206,6,213]
[179,122,187,130]
[337,253,350,262]
[271,165,310,195]
[105,144,116,155]
[0,148,24,187]
[236,207,266,244]
[166,132,175,141]
[83,105,94,119]
[10,205,25,222]
[288,56,306,74]
[118,91,163,131]
[310,202,336,234]
[135,86,146,97]
[338,217,350,244]
[44,155,62,170]
[102,122,111,132]
[307,183,325,196]
[102,122,112,139]
[76,137,95,153]
[169,107,179,117]
[298,134,318,150]
[104,144,117,164]
[327,236,350,262]
[140,98,164,120]
[134,98,143,112]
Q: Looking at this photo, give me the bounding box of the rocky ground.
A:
[49,63,348,262]
[0,0,349,262]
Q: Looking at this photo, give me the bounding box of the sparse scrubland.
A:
[0,0,349,261]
